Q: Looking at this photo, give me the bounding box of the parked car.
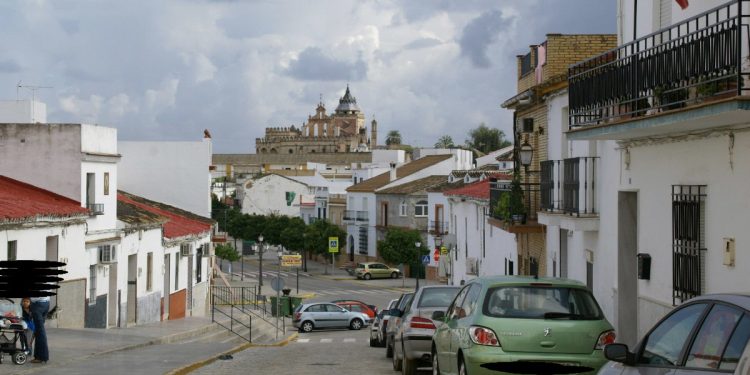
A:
[355,262,401,280]
[370,298,399,347]
[334,300,377,319]
[393,285,461,374]
[598,293,750,375]
[386,292,414,358]
[432,276,616,375]
[292,302,370,333]
[331,299,378,316]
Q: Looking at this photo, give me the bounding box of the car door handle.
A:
[540,341,556,348]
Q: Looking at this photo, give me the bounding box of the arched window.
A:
[415,200,428,217]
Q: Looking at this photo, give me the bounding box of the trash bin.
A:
[290,296,303,313]
[270,296,292,317]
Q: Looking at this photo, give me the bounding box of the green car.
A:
[431,276,616,375]
[355,262,401,280]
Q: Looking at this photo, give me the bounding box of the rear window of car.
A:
[418,288,461,308]
[357,263,366,269]
[483,286,604,320]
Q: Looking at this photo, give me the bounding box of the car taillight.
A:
[595,330,616,349]
[294,312,301,320]
[469,326,500,346]
[410,316,436,329]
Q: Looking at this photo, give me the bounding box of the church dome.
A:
[335,85,361,113]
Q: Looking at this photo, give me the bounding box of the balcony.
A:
[343,210,368,222]
[568,0,750,141]
[488,177,543,234]
[87,203,104,216]
[539,157,600,231]
[429,221,448,235]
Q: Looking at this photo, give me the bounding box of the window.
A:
[306,304,325,312]
[640,303,708,365]
[415,200,428,217]
[175,253,180,290]
[89,265,97,305]
[522,118,534,133]
[399,201,407,217]
[686,304,745,369]
[104,172,110,195]
[146,253,153,291]
[672,185,706,304]
[196,246,203,283]
[86,173,95,206]
[7,240,17,261]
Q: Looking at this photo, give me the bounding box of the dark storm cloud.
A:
[0,59,21,73]
[459,9,508,69]
[405,37,442,50]
[285,47,368,81]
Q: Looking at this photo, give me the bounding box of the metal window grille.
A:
[672,185,706,305]
[540,161,555,210]
[358,226,368,254]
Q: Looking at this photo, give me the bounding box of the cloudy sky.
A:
[0,0,616,153]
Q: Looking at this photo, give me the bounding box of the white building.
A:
[566,0,750,345]
[239,173,314,217]
[118,136,213,218]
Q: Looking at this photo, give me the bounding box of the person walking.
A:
[29,296,49,363]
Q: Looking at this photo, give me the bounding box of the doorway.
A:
[108,262,118,327]
[163,254,171,320]
[127,254,137,325]
[618,191,638,347]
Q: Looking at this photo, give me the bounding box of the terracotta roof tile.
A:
[444,180,491,200]
[377,175,447,195]
[0,175,89,222]
[347,154,452,192]
[117,191,213,239]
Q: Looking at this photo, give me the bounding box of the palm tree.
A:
[385,130,402,146]
[434,135,455,148]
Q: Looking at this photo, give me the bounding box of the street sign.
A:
[421,255,430,265]
[328,237,339,253]
[440,246,448,255]
[433,248,440,262]
[271,277,285,291]
[281,254,302,267]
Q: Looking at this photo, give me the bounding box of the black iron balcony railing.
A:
[489,178,540,223]
[569,0,750,127]
[343,210,368,222]
[87,203,104,216]
[429,221,448,235]
[539,157,599,217]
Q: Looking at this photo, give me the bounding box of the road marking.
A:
[320,338,333,343]
[297,338,310,343]
[343,338,356,343]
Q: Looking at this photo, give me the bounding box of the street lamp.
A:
[276,248,283,334]
[258,235,264,293]
[415,241,422,292]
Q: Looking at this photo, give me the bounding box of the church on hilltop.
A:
[255,85,378,154]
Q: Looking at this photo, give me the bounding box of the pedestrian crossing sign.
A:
[421,255,430,265]
[328,237,339,253]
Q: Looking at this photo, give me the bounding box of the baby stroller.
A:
[0,298,29,365]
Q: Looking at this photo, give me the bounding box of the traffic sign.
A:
[271,277,285,291]
[433,248,440,262]
[281,254,302,267]
[421,255,430,265]
[328,237,339,253]
[440,246,448,255]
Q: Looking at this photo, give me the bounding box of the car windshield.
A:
[418,288,460,308]
[483,285,604,320]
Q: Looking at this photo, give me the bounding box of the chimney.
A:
[389,162,397,181]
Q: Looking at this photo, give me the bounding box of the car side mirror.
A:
[431,310,446,321]
[604,343,634,365]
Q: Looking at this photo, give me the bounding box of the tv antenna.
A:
[16,81,53,123]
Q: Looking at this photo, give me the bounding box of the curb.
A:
[166,332,299,375]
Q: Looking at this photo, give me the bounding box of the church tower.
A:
[370,118,378,148]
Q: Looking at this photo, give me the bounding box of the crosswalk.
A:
[231,271,311,279]
[295,338,363,344]
[312,289,396,296]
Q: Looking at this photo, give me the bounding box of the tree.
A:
[377,227,428,266]
[385,130,402,146]
[214,243,240,279]
[465,123,511,154]
[304,219,347,261]
[280,217,307,270]
[434,135,455,149]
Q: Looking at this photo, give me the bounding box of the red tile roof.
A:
[0,175,89,222]
[444,180,490,200]
[117,191,213,239]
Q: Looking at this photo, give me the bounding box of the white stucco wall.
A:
[0,223,87,280]
[241,174,311,217]
[81,161,118,232]
[0,100,47,123]
[118,140,212,218]
[346,191,377,257]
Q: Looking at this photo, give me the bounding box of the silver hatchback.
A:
[292,302,370,333]
[392,285,461,375]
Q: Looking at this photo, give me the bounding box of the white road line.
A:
[297,338,310,343]
[320,338,333,343]
[343,338,356,343]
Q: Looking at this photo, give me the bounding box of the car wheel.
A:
[386,337,393,358]
[432,346,440,375]
[350,318,363,330]
[364,273,371,280]
[392,345,402,371]
[391,271,399,279]
[12,351,27,365]
[300,320,314,333]
[458,356,468,375]
[402,349,416,375]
